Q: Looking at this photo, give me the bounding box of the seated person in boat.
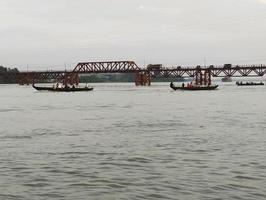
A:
[187,82,193,88]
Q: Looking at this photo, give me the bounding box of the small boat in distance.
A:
[236,81,264,86]
[32,83,93,92]
[221,76,232,82]
[170,82,218,91]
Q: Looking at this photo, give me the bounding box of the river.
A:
[0,82,266,199]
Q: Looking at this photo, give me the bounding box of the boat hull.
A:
[170,83,218,91]
[33,85,93,92]
[236,82,264,86]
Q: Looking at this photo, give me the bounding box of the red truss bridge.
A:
[2,61,266,85]
[73,61,142,73]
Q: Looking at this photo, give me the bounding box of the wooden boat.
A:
[32,84,93,92]
[170,82,218,91]
[236,81,264,86]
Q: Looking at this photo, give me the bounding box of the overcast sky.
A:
[0,0,266,70]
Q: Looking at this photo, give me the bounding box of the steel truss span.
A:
[73,61,141,73]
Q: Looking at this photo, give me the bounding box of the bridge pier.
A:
[17,73,34,85]
[135,72,151,86]
[195,69,212,85]
[62,73,79,85]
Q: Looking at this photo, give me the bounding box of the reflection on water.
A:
[0,83,266,199]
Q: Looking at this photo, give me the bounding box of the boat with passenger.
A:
[170,82,218,91]
[32,83,93,92]
[236,81,264,86]
[170,69,218,91]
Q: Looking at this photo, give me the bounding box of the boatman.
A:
[170,82,174,88]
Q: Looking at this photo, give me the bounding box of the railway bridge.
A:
[2,61,266,85]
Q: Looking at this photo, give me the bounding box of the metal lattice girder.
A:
[211,69,222,77]
[254,68,266,76]
[73,61,141,73]
[238,68,253,76]
[185,69,196,77]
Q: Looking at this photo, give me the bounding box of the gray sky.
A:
[0,0,266,70]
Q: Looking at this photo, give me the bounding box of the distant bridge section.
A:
[15,71,79,85]
[151,64,266,78]
[209,64,266,77]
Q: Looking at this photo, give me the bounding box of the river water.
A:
[0,82,266,200]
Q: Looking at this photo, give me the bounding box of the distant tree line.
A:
[79,73,187,83]
[0,66,19,83]
[79,73,135,83]
[0,66,19,73]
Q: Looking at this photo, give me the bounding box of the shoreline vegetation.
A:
[0,66,19,84]
[79,74,186,83]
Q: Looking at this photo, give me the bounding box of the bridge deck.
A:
[1,61,266,84]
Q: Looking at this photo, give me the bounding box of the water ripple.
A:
[1,84,266,199]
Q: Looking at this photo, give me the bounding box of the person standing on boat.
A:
[170,82,174,88]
